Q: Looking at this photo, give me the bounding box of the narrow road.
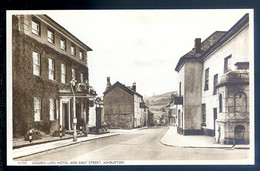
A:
[18,127,249,161]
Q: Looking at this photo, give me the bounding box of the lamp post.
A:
[95,97,102,134]
[70,79,77,142]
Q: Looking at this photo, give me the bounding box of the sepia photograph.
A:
[6,9,254,165]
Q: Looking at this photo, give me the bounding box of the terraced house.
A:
[12,14,95,138]
[174,13,251,144]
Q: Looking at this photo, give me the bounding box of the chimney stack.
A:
[195,38,201,53]
[132,82,136,91]
[106,77,111,90]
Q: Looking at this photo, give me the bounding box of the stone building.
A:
[174,13,250,144]
[166,94,177,126]
[103,78,147,128]
[12,15,96,137]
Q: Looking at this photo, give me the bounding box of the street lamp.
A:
[95,97,102,134]
[70,79,77,142]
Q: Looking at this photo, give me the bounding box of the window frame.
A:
[204,68,209,91]
[202,104,206,126]
[71,44,76,56]
[213,74,218,95]
[79,50,84,60]
[33,52,41,76]
[72,68,77,81]
[48,58,55,80]
[49,98,56,121]
[61,63,67,84]
[32,19,41,36]
[224,55,232,73]
[34,97,41,121]
[60,38,66,50]
[80,73,84,83]
[47,29,55,44]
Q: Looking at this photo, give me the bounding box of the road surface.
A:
[18,127,249,161]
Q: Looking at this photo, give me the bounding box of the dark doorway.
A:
[96,107,102,131]
[63,103,69,130]
[234,125,245,144]
[213,108,217,136]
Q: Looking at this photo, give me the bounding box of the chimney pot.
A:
[106,77,111,90]
[132,82,136,91]
[195,38,201,53]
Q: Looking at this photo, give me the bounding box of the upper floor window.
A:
[33,52,40,76]
[71,44,76,56]
[47,29,54,44]
[48,58,55,80]
[80,73,84,83]
[213,74,218,95]
[79,50,84,60]
[224,55,232,73]
[49,98,56,121]
[34,97,41,121]
[60,38,66,50]
[72,68,77,81]
[204,68,209,91]
[61,64,67,84]
[32,20,40,36]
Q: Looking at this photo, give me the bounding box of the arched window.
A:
[234,92,247,113]
[219,94,223,113]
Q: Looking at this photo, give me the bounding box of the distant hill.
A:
[144,91,177,121]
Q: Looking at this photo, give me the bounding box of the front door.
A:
[63,103,69,130]
[213,108,217,136]
[234,125,245,144]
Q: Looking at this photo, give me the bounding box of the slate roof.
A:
[103,81,143,98]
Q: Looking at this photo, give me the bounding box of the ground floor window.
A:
[34,97,41,121]
[202,104,206,126]
[49,98,56,121]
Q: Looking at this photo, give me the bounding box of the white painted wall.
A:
[201,26,249,130]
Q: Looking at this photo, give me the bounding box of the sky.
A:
[44,9,251,97]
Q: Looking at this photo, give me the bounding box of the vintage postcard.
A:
[6,9,254,165]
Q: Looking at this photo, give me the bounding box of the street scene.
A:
[14,127,249,162]
[7,9,254,165]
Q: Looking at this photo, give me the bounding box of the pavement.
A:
[160,126,250,149]
[13,132,120,159]
[13,126,250,160]
[12,127,149,159]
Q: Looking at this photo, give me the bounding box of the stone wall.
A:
[104,114,133,129]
